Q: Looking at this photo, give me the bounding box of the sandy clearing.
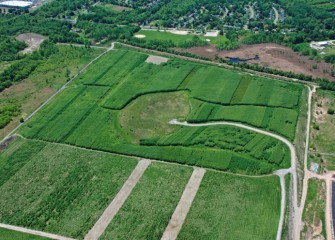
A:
[134,34,146,38]
[16,33,47,54]
[161,168,206,240]
[84,159,151,240]
[145,55,169,65]
[169,30,188,35]
[204,31,219,37]
[0,224,75,240]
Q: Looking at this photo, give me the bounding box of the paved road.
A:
[0,224,75,240]
[169,119,297,239]
[161,168,206,240]
[84,159,151,240]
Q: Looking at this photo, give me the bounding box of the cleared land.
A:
[0,138,138,239]
[179,43,335,81]
[177,171,281,240]
[18,48,303,175]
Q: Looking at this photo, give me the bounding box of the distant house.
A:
[310,40,335,50]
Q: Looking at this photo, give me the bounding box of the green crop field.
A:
[0,228,49,240]
[0,138,138,239]
[100,163,192,240]
[18,48,305,174]
[177,171,281,240]
[135,30,228,47]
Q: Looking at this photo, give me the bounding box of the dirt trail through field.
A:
[161,168,206,240]
[84,159,151,240]
[0,224,75,240]
[169,119,298,239]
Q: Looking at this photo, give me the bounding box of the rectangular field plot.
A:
[177,172,281,240]
[0,138,138,239]
[100,163,193,240]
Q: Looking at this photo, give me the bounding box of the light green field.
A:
[177,171,281,240]
[136,29,228,46]
[19,48,303,174]
[0,228,48,240]
[0,138,137,239]
[101,163,192,240]
[119,91,190,143]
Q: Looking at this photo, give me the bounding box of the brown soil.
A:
[16,33,47,54]
[176,43,335,81]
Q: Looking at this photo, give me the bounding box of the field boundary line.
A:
[84,159,151,240]
[0,223,75,240]
[161,167,206,240]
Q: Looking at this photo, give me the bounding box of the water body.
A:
[332,181,335,236]
[228,55,260,63]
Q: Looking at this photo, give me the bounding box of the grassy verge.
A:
[281,174,291,240]
[302,179,326,239]
[101,163,193,240]
[0,228,48,240]
[310,89,335,170]
[177,172,281,240]
[0,138,138,239]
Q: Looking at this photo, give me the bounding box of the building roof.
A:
[1,1,33,8]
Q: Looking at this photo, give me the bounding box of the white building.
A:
[310,40,335,50]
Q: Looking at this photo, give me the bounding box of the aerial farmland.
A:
[0,43,317,240]
[1,0,335,239]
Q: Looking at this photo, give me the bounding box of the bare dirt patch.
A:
[145,55,169,65]
[169,30,188,35]
[111,5,133,11]
[134,34,146,39]
[176,43,335,81]
[16,33,47,54]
